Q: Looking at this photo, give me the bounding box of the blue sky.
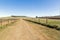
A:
[0,0,60,17]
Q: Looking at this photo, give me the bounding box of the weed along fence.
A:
[24,18,60,30]
[0,18,19,29]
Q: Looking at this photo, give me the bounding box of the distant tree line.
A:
[11,15,27,17]
[36,15,60,19]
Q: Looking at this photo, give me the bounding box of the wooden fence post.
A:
[39,18,40,23]
[46,17,48,24]
[1,19,2,26]
[8,19,9,25]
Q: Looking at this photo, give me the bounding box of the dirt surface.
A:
[0,19,60,40]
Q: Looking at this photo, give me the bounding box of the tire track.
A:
[0,19,58,40]
[22,20,49,40]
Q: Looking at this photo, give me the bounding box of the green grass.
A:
[31,18,60,26]
[27,18,60,28]
[39,19,60,27]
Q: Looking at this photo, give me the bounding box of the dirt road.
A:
[0,19,60,40]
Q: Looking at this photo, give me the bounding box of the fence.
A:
[0,18,19,28]
[24,17,60,30]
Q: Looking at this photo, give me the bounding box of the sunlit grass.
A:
[39,19,60,27]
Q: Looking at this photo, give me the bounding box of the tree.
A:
[36,16,38,18]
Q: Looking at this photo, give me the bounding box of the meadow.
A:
[35,18,60,27]
[25,17,60,30]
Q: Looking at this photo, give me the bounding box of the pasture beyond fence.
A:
[0,18,19,29]
[24,18,60,30]
[30,18,60,27]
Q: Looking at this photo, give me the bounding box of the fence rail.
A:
[24,18,60,30]
[0,18,19,29]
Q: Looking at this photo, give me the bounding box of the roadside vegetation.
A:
[0,18,19,30]
[35,18,60,27]
[24,17,60,30]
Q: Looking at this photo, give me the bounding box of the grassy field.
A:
[26,18,60,28]
[37,18,60,27]
[0,17,19,30]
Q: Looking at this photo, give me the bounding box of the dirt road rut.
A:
[0,19,60,40]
